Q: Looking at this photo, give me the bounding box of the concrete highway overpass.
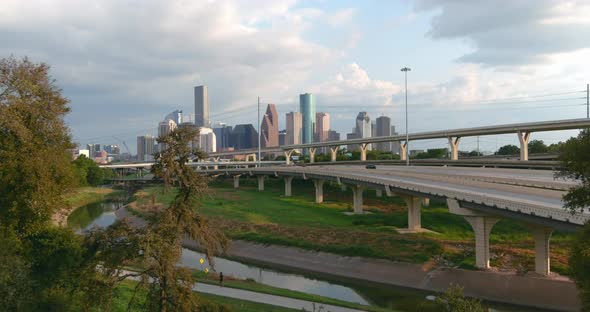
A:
[201,165,589,277]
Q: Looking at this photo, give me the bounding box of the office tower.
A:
[375,116,392,151]
[213,122,232,150]
[104,144,120,155]
[328,130,340,141]
[158,119,177,151]
[391,125,400,154]
[278,130,287,146]
[260,104,279,148]
[346,131,358,151]
[355,112,372,151]
[199,127,217,153]
[285,112,302,145]
[137,135,156,161]
[86,144,101,157]
[230,124,258,150]
[299,93,315,144]
[164,110,183,125]
[194,85,210,127]
[315,112,330,142]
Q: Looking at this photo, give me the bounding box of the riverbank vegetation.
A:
[131,179,574,274]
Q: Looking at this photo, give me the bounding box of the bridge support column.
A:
[360,143,369,161]
[422,198,430,207]
[399,142,408,161]
[313,179,324,203]
[447,199,499,269]
[330,146,339,162]
[284,150,294,165]
[530,225,553,276]
[447,136,461,160]
[284,176,293,197]
[352,185,364,214]
[257,176,265,191]
[401,195,422,231]
[213,157,220,170]
[233,175,240,189]
[517,130,531,161]
[309,148,317,164]
[376,189,382,197]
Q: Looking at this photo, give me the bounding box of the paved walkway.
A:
[193,283,365,312]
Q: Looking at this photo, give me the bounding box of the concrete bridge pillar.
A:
[313,179,324,203]
[530,225,553,276]
[401,195,422,231]
[284,150,294,165]
[284,176,293,197]
[447,136,461,160]
[309,148,317,163]
[213,157,220,170]
[330,146,339,162]
[517,130,531,161]
[376,189,383,197]
[422,198,430,207]
[257,175,265,191]
[360,143,369,161]
[399,142,408,161]
[233,175,240,189]
[447,199,499,269]
[352,185,365,214]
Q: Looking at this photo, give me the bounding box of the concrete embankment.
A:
[183,240,580,312]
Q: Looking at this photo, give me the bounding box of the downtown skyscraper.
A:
[285,112,302,145]
[260,104,279,148]
[194,85,210,128]
[299,93,315,144]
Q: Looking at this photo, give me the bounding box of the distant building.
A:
[355,112,372,151]
[328,130,340,142]
[286,112,302,146]
[70,149,90,160]
[213,122,232,151]
[178,122,200,152]
[86,144,101,157]
[104,144,120,155]
[315,112,330,153]
[260,104,279,148]
[194,85,210,128]
[137,135,156,162]
[230,124,258,150]
[278,130,287,146]
[164,110,183,125]
[346,132,358,151]
[299,93,315,144]
[375,116,392,152]
[158,119,177,151]
[199,127,217,153]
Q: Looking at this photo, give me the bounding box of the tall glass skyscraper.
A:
[299,93,315,144]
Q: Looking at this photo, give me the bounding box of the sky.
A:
[1,0,589,154]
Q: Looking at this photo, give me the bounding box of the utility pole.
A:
[477,136,480,156]
[257,96,261,167]
[586,83,589,119]
[401,67,411,166]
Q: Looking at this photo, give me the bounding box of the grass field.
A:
[131,177,573,274]
[64,186,125,209]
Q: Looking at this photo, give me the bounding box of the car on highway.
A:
[365,164,377,169]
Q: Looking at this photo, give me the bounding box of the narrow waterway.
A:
[68,196,552,312]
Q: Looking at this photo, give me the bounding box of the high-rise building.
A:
[328,130,340,141]
[137,135,156,161]
[299,93,315,144]
[285,112,302,145]
[213,122,232,150]
[199,127,217,153]
[355,112,372,151]
[104,144,120,155]
[86,144,101,157]
[375,116,392,151]
[260,104,279,148]
[194,85,210,128]
[315,112,330,142]
[158,119,177,151]
[278,130,287,146]
[229,124,258,150]
[164,110,183,125]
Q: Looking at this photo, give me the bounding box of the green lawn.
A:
[133,178,574,274]
[64,186,125,209]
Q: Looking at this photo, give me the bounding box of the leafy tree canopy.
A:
[496,144,520,155]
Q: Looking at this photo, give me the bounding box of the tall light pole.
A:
[257,96,261,167]
[401,67,411,166]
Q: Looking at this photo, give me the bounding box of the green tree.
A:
[129,127,228,311]
[0,56,75,234]
[528,139,548,154]
[496,144,520,155]
[72,154,113,186]
[435,284,485,312]
[415,148,448,159]
[557,129,590,310]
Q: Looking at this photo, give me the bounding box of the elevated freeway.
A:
[203,164,588,276]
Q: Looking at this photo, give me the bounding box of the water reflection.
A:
[180,248,369,305]
[67,200,123,231]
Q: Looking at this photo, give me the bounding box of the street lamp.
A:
[401,67,411,166]
[257,96,261,167]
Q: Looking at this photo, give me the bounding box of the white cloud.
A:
[326,8,356,27]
